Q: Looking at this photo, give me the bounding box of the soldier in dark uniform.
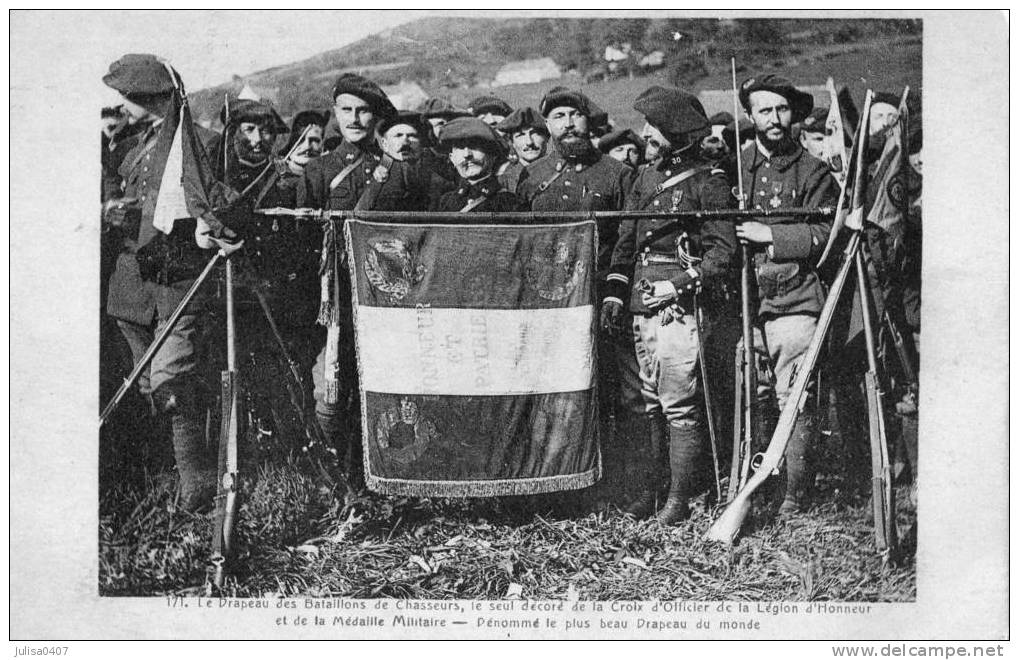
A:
[602,87,737,523]
[496,107,549,194]
[416,97,469,188]
[364,110,435,212]
[597,127,644,170]
[735,74,837,515]
[433,117,527,213]
[517,87,641,511]
[101,54,228,511]
[296,74,407,469]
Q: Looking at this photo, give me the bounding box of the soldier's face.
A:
[511,128,548,164]
[641,122,672,163]
[748,91,793,144]
[427,117,448,140]
[608,142,640,168]
[799,130,826,160]
[290,125,323,169]
[234,121,276,164]
[546,106,589,141]
[869,102,899,138]
[379,123,423,162]
[334,93,376,144]
[450,142,495,180]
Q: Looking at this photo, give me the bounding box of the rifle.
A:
[726,56,760,503]
[99,250,224,426]
[707,92,875,545]
[855,247,899,558]
[212,249,240,589]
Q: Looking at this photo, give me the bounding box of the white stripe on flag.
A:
[356,305,595,395]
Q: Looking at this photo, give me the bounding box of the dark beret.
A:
[468,96,513,118]
[799,106,829,134]
[539,87,595,117]
[437,117,509,160]
[633,86,710,145]
[598,128,645,154]
[872,92,901,109]
[708,111,734,126]
[375,111,427,138]
[221,98,288,133]
[331,73,396,118]
[290,109,329,133]
[103,53,175,96]
[496,106,548,135]
[739,74,814,123]
[417,97,470,119]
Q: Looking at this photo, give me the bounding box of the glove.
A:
[639,279,678,310]
[600,299,626,338]
[102,196,140,231]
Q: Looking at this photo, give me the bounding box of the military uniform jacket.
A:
[297,140,430,212]
[433,175,528,213]
[739,141,836,318]
[517,146,635,281]
[606,157,737,315]
[106,119,219,326]
[498,159,530,194]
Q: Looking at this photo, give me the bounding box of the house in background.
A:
[492,57,562,87]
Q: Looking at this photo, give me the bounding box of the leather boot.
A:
[622,414,664,518]
[656,423,703,525]
[778,415,817,516]
[171,409,217,512]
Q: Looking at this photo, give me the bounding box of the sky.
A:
[12,10,424,105]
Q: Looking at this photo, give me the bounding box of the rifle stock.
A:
[707,233,861,544]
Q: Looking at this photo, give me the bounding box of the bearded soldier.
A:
[602,87,737,523]
[101,54,228,511]
[496,107,549,194]
[434,117,527,212]
[735,74,836,515]
[517,87,640,510]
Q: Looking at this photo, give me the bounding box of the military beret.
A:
[799,106,830,134]
[872,92,901,109]
[633,86,710,145]
[709,111,734,126]
[539,87,595,117]
[468,95,513,118]
[496,106,548,135]
[221,98,288,133]
[437,117,509,160]
[417,97,470,119]
[598,128,645,154]
[739,74,814,123]
[331,73,397,118]
[375,110,427,138]
[103,53,176,96]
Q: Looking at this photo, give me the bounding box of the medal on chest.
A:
[769,181,785,208]
[670,189,683,212]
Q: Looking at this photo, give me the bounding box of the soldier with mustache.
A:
[433,117,527,212]
[496,107,549,194]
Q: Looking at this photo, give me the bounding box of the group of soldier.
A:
[100,52,922,527]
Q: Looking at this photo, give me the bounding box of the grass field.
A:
[99,432,917,601]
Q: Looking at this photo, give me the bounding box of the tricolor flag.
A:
[345,218,600,496]
[865,87,911,234]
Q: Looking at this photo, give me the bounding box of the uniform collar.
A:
[748,139,802,172]
[458,174,501,198]
[655,151,698,176]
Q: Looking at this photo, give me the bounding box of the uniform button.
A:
[665,170,671,176]
[761,176,767,182]
[765,163,770,168]
[564,180,571,186]
[654,200,660,206]
[575,164,582,172]
[759,191,766,196]
[645,231,653,237]
[561,194,569,200]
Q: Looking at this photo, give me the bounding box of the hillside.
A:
[189,17,922,128]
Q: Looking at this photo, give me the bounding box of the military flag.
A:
[345,218,600,496]
[865,87,911,233]
[824,77,850,186]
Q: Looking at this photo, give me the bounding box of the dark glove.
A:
[600,299,626,338]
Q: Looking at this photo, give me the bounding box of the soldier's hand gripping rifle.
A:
[707,91,875,545]
[726,56,760,503]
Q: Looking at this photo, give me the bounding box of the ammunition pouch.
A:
[756,260,806,300]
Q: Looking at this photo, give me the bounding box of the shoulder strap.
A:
[532,162,567,197]
[652,164,712,197]
[328,153,365,191]
[459,194,490,213]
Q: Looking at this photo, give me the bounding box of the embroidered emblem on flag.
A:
[345,218,601,496]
